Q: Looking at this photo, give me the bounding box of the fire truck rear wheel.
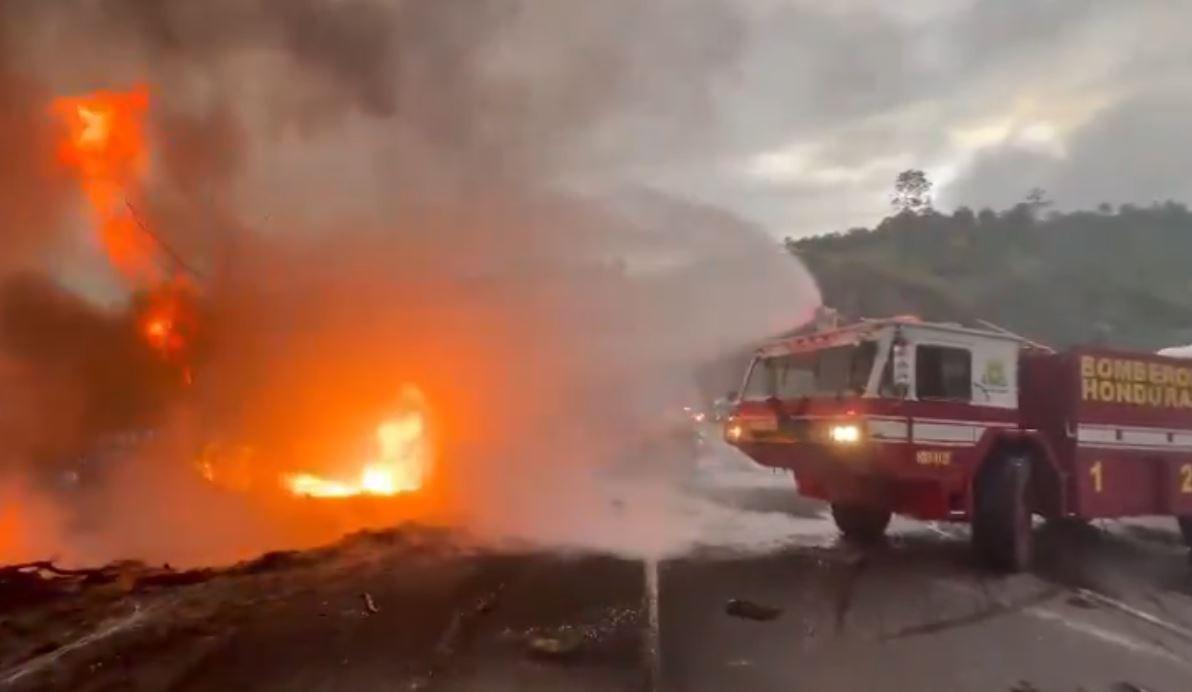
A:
[973,454,1032,572]
[831,503,891,543]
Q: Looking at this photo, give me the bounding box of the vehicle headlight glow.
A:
[829,424,861,444]
[726,423,744,442]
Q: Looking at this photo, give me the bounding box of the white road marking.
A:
[645,558,662,692]
[922,522,955,540]
[1072,588,1192,644]
[1025,607,1192,668]
[932,579,1192,669]
[1,601,154,686]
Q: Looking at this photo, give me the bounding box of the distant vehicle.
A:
[724,316,1192,571]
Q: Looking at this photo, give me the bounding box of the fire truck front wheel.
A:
[973,454,1032,572]
[831,503,891,543]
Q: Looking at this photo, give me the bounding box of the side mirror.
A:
[726,391,738,403]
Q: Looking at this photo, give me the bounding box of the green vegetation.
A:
[786,172,1192,350]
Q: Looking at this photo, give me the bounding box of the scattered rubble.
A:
[0,522,468,689]
[724,598,782,621]
[362,592,380,615]
[0,560,217,611]
[526,629,585,661]
[519,604,640,665]
[431,583,505,669]
[234,550,305,575]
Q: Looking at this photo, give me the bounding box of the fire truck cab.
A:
[725,316,1192,571]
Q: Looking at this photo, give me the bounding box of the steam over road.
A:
[6,439,1192,691]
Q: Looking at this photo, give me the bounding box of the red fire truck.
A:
[724,316,1192,571]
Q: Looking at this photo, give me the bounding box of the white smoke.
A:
[0,0,823,566]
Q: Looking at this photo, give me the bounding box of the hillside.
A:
[788,202,1192,350]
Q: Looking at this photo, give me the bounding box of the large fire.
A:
[52,86,199,377]
[284,385,433,498]
[137,278,199,379]
[22,83,437,572]
[50,85,159,284]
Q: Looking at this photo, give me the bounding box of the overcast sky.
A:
[5,0,1191,248]
[630,0,1192,238]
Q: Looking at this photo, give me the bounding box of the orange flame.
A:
[128,279,200,380]
[51,85,158,283]
[139,282,192,357]
[284,386,433,498]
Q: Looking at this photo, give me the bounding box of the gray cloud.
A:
[706,0,1111,156]
[683,0,1192,234]
[940,147,1056,212]
[945,91,1192,212]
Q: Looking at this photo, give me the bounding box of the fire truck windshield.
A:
[741,342,877,400]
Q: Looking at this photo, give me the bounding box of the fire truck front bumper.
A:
[725,416,878,474]
[726,415,963,519]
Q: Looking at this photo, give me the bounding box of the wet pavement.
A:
[659,451,1192,692]
[5,442,1192,691]
[659,529,1192,691]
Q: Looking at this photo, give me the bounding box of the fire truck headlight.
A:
[726,423,744,443]
[828,424,861,444]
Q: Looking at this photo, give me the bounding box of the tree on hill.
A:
[1025,187,1051,211]
[1021,187,1053,222]
[891,169,933,215]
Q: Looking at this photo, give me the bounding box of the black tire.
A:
[972,454,1033,572]
[1177,516,1192,547]
[831,503,891,543]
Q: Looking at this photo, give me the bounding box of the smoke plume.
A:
[0,0,820,566]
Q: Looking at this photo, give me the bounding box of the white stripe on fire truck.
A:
[871,420,1192,451]
[866,415,1013,424]
[1076,423,1192,452]
[867,419,909,440]
[914,422,988,443]
[865,417,1013,445]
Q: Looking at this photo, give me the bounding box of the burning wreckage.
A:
[1,84,464,630]
[0,83,721,689]
[8,87,440,510]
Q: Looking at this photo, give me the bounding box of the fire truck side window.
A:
[741,358,774,400]
[778,357,816,397]
[915,345,972,401]
[742,346,874,400]
[740,355,817,399]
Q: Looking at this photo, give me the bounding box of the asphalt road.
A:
[6,442,1192,691]
[661,450,1192,692]
[659,526,1192,692]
